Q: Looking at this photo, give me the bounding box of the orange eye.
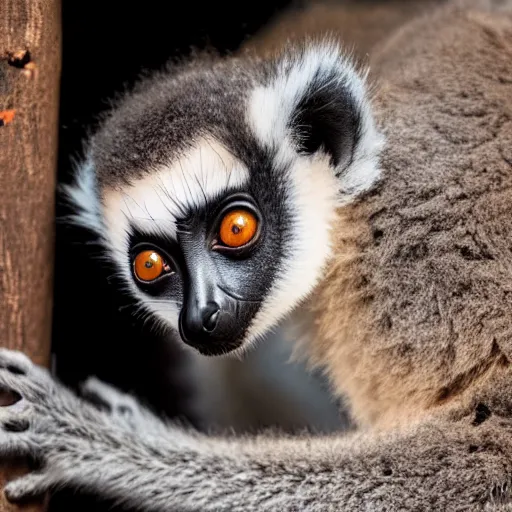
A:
[134,250,165,282]
[219,209,259,248]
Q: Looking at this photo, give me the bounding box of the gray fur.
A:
[0,348,510,511]
[87,52,259,189]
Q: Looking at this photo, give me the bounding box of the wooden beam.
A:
[0,0,61,510]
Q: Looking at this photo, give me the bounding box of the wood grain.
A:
[0,0,61,509]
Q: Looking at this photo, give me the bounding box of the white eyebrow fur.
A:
[102,138,249,240]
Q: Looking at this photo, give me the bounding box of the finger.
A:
[4,472,53,502]
[0,429,35,458]
[0,350,32,375]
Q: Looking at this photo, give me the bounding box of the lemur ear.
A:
[249,41,384,201]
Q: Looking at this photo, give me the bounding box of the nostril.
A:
[202,305,220,333]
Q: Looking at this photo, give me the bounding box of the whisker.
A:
[121,194,135,219]
[157,177,187,218]
[143,200,155,222]
[206,137,234,186]
[199,145,209,198]
[179,161,196,210]
[193,147,208,205]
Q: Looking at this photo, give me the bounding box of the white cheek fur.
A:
[242,41,383,349]
[243,148,339,346]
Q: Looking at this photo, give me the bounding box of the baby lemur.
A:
[1,0,512,510]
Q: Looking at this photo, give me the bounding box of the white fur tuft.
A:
[62,159,106,238]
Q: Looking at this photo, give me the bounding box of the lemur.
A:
[1,0,512,510]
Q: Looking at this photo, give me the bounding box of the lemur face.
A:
[69,43,383,356]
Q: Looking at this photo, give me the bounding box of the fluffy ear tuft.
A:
[249,40,384,202]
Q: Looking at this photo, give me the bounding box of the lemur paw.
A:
[0,349,106,501]
[0,349,55,459]
[0,349,170,503]
[0,348,56,407]
[0,349,57,499]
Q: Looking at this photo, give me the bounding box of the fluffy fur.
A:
[1,0,512,511]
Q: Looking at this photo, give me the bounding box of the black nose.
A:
[179,301,221,345]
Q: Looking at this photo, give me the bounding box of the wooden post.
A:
[0,0,61,510]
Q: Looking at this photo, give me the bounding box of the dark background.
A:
[50,0,292,508]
